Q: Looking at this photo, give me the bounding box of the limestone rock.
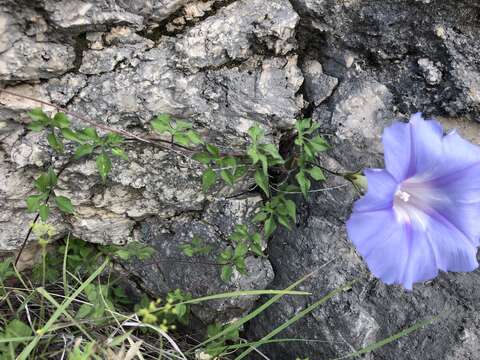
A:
[125,196,274,323]
[0,38,75,81]
[175,0,299,70]
[301,59,338,106]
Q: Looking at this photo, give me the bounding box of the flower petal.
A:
[422,130,480,183]
[383,113,443,182]
[347,206,479,289]
[421,164,480,245]
[347,209,410,286]
[399,208,479,289]
[353,169,397,212]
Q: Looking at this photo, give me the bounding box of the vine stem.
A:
[269,183,349,194]
[14,158,72,266]
[1,89,247,158]
[0,89,197,158]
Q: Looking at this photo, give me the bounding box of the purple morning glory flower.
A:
[347,113,480,289]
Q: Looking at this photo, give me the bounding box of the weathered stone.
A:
[248,112,480,360]
[1,0,480,357]
[125,196,274,323]
[69,206,135,245]
[292,0,480,118]
[302,59,338,106]
[443,28,480,112]
[44,0,145,31]
[175,0,299,70]
[46,74,88,106]
[0,38,75,81]
[79,47,134,75]
[313,76,394,171]
[418,58,443,86]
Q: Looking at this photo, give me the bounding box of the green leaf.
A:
[261,143,283,161]
[277,214,292,230]
[284,199,296,222]
[35,175,49,193]
[151,114,171,134]
[220,170,235,186]
[247,146,260,164]
[259,153,269,176]
[186,130,204,145]
[264,216,277,238]
[297,118,311,132]
[74,144,95,159]
[307,166,325,181]
[26,195,43,213]
[234,256,247,274]
[27,121,45,132]
[47,167,58,187]
[254,168,269,196]
[27,108,49,123]
[78,127,100,142]
[221,265,233,283]
[96,153,112,182]
[61,128,83,143]
[233,164,247,179]
[181,245,194,257]
[174,120,193,131]
[206,144,220,158]
[76,303,93,319]
[114,250,130,260]
[218,248,233,261]
[234,242,249,258]
[111,147,128,160]
[105,133,124,145]
[202,168,217,192]
[175,303,187,318]
[55,196,74,214]
[5,319,31,338]
[53,112,70,128]
[248,125,263,143]
[252,211,268,223]
[295,170,311,199]
[192,152,212,165]
[207,323,222,337]
[38,204,50,222]
[47,132,63,153]
[303,143,315,159]
[173,132,191,146]
[307,136,329,153]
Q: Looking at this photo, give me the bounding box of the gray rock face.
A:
[125,196,274,323]
[0,0,301,321]
[301,60,338,106]
[1,0,480,357]
[292,0,480,118]
[175,0,299,69]
[248,115,480,360]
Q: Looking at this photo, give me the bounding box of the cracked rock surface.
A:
[1,0,480,357]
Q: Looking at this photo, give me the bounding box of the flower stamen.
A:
[395,189,411,202]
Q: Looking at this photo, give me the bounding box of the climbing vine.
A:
[10,88,353,283]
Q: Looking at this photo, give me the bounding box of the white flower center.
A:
[395,189,411,202]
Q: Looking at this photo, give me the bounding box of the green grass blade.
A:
[207,337,333,352]
[63,233,70,296]
[235,280,356,360]
[37,286,94,341]
[177,289,310,307]
[0,337,35,344]
[17,258,109,360]
[333,315,439,359]
[190,271,317,353]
